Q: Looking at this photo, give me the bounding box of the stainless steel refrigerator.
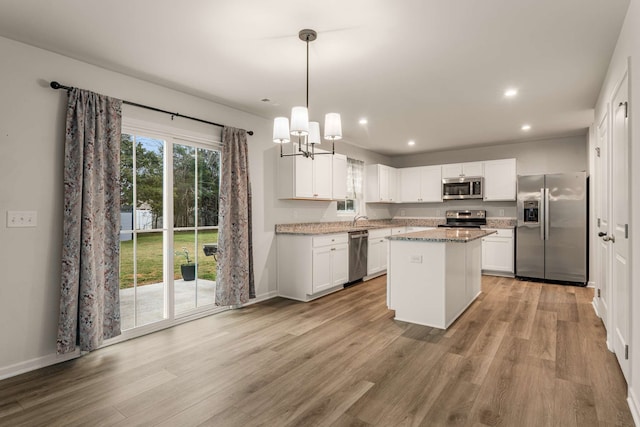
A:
[516,172,587,285]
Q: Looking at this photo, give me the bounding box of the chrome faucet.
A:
[352,214,369,227]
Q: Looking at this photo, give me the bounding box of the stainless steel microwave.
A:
[442,177,484,200]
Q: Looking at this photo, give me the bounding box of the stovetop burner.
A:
[440,209,487,229]
[437,224,482,229]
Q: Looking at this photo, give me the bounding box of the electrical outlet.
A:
[436,209,441,217]
[499,209,505,217]
[7,211,37,228]
[400,209,406,217]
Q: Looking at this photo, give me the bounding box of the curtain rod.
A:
[50,81,254,136]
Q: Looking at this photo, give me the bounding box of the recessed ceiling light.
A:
[408,140,416,146]
[521,124,531,131]
[359,118,368,125]
[504,88,518,97]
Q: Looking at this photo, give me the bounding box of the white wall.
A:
[391,134,588,174]
[0,36,389,375]
[592,1,640,423]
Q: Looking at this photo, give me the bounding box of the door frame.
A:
[609,64,632,380]
[594,106,612,347]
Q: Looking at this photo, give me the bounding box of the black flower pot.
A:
[180,263,196,281]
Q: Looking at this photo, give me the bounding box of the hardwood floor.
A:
[0,276,634,426]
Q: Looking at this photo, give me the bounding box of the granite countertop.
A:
[275,220,408,235]
[387,228,496,243]
[275,217,516,235]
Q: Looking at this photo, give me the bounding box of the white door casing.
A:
[611,69,630,380]
[596,108,611,337]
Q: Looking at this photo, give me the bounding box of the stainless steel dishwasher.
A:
[348,230,368,283]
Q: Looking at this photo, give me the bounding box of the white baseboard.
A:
[592,299,601,318]
[628,387,640,427]
[587,280,596,288]
[245,290,278,306]
[0,349,81,381]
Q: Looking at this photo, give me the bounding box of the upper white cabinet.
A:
[399,165,442,203]
[441,161,484,178]
[332,153,347,200]
[366,164,398,203]
[483,158,517,201]
[278,149,333,200]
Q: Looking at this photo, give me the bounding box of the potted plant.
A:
[175,247,196,281]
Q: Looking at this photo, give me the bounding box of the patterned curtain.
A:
[57,88,123,354]
[216,127,255,305]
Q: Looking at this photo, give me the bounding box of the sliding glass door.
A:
[119,128,222,333]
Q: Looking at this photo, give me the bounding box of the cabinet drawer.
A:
[390,227,407,235]
[368,228,392,239]
[484,228,513,238]
[313,234,348,248]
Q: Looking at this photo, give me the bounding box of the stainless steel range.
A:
[437,210,487,229]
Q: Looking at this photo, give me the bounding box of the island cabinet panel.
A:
[277,233,348,301]
[387,237,484,329]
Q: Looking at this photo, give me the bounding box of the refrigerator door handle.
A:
[544,188,550,240]
[540,188,545,241]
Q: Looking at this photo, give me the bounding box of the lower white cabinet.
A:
[277,233,348,301]
[367,228,392,276]
[481,228,514,275]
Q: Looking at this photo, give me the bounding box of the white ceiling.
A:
[0,0,630,155]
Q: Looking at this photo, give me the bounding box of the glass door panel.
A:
[174,230,197,315]
[197,228,217,307]
[173,143,219,315]
[119,133,166,330]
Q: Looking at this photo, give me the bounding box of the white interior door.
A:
[596,110,611,335]
[611,71,630,380]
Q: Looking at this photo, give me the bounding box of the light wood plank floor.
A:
[0,276,634,426]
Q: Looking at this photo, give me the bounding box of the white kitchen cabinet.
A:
[442,162,484,178]
[366,164,398,203]
[367,228,392,277]
[481,228,514,275]
[332,153,348,200]
[399,166,442,202]
[277,233,349,301]
[278,149,333,200]
[483,158,516,201]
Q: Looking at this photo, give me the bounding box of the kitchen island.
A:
[387,228,495,329]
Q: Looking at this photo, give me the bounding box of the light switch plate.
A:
[7,211,37,228]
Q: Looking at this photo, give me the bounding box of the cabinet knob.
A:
[331,248,336,251]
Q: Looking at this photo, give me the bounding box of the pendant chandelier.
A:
[272,29,342,159]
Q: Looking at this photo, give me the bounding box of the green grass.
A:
[119,230,218,289]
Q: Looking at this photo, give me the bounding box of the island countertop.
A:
[387,228,496,243]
